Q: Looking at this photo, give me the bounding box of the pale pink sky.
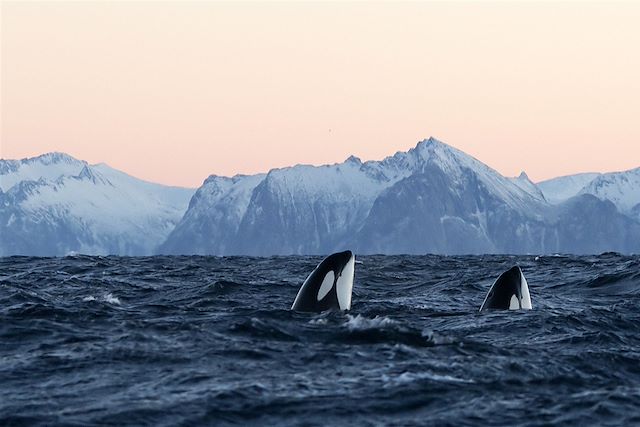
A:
[2,1,639,187]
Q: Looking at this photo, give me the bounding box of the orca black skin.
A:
[479,266,532,311]
[291,250,355,312]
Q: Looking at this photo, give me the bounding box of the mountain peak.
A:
[75,165,111,185]
[1,151,87,192]
[415,136,444,149]
[345,155,362,165]
[412,137,465,160]
[32,152,81,165]
[518,171,531,181]
[408,136,478,174]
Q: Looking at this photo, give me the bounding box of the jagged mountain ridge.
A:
[160,137,550,255]
[538,172,602,204]
[161,137,640,255]
[538,168,640,220]
[0,153,194,256]
[4,140,639,256]
[579,168,640,219]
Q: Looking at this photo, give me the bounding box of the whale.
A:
[479,266,532,311]
[291,250,355,312]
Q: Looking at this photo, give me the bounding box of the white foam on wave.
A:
[82,295,96,302]
[344,314,398,331]
[103,293,121,305]
[421,328,455,345]
[382,371,474,386]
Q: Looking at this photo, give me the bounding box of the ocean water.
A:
[1,254,639,426]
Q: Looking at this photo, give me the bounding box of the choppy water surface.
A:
[1,254,640,426]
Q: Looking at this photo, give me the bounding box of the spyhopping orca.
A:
[291,250,355,312]
[479,266,532,311]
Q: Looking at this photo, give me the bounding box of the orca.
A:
[479,266,532,311]
[291,250,355,312]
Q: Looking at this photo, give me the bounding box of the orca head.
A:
[479,266,532,312]
[291,250,355,312]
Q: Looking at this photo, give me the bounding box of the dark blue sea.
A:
[1,254,640,426]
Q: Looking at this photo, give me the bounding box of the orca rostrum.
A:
[479,266,532,311]
[291,250,355,312]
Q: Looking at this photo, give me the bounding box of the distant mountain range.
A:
[2,138,639,256]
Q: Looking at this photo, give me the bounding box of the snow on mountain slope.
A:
[510,172,547,202]
[232,158,402,255]
[405,139,547,214]
[7,139,639,256]
[158,173,266,255]
[537,168,640,220]
[0,152,84,191]
[161,153,409,255]
[0,153,194,256]
[537,172,601,204]
[162,137,551,255]
[579,167,640,217]
[552,194,640,253]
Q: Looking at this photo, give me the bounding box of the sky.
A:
[1,1,639,188]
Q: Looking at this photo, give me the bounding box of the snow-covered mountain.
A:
[159,152,409,255]
[161,137,640,255]
[5,140,639,256]
[158,173,267,255]
[578,168,640,220]
[537,168,640,220]
[538,172,601,204]
[0,153,194,256]
[162,137,549,255]
[548,194,640,254]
